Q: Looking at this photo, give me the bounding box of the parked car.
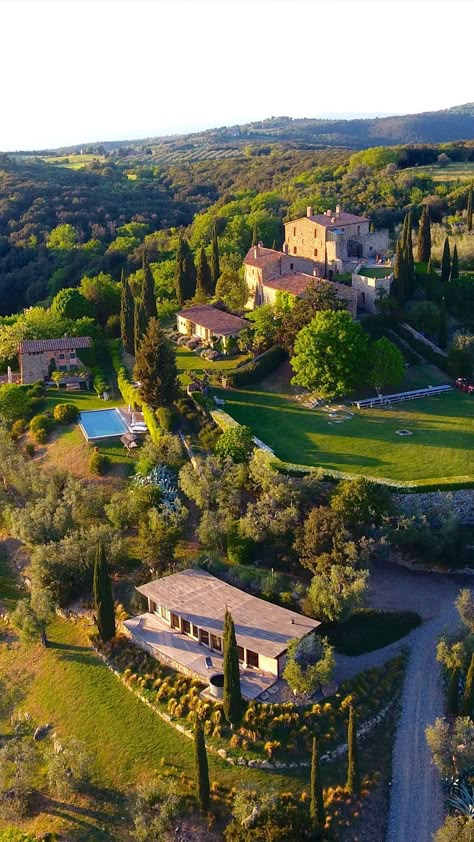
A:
[455,377,474,394]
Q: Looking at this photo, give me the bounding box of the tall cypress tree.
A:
[175,236,197,306]
[134,317,178,407]
[467,182,473,232]
[196,247,213,297]
[447,667,460,716]
[210,221,220,292]
[403,211,415,295]
[142,256,157,320]
[194,715,210,810]
[346,705,360,796]
[392,238,407,304]
[93,542,116,642]
[461,653,474,718]
[120,271,135,355]
[440,237,451,284]
[438,297,448,349]
[134,297,148,356]
[252,222,258,246]
[417,205,431,263]
[450,243,459,281]
[310,735,325,831]
[223,609,243,727]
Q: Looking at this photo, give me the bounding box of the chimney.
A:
[331,217,336,223]
[282,242,289,254]
[307,206,313,218]
[253,246,258,259]
[313,267,317,276]
[258,240,264,248]
[336,204,342,215]
[326,209,332,217]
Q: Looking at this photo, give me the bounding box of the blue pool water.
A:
[79,409,128,440]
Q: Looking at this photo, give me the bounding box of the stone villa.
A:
[124,568,320,699]
[244,206,391,314]
[19,336,93,385]
[176,304,248,350]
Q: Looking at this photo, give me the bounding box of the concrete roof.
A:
[176,305,248,336]
[19,336,92,353]
[137,569,320,660]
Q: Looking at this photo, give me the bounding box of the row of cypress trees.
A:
[120,255,158,356]
[392,210,416,304]
[175,222,220,306]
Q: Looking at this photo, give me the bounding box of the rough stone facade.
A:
[19,337,92,385]
[352,267,393,313]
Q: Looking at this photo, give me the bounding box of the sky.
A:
[1,0,473,151]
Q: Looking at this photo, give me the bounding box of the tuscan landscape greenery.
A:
[0,67,474,842]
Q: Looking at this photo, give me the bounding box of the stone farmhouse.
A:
[244,206,391,315]
[176,304,248,350]
[19,336,93,385]
[124,568,320,700]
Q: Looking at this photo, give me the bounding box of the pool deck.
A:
[78,406,148,442]
[123,612,278,700]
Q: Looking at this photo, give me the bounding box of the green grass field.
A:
[217,385,474,483]
[176,346,250,385]
[359,266,392,279]
[42,388,122,414]
[42,153,106,170]
[404,161,474,182]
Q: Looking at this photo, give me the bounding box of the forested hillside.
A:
[1,141,474,318]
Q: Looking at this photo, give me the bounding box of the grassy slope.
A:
[217,386,474,482]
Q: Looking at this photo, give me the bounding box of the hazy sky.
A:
[1,0,473,150]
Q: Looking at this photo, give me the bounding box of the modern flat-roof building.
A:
[19,336,93,385]
[124,569,320,699]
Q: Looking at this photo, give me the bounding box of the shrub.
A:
[198,422,222,451]
[29,413,54,443]
[53,403,79,423]
[223,345,287,387]
[156,406,176,433]
[89,449,110,475]
[321,608,422,656]
[24,443,35,457]
[227,524,255,565]
[105,314,121,338]
[215,425,254,463]
[10,419,27,440]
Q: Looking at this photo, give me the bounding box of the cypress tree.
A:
[93,542,116,642]
[467,182,473,232]
[175,235,197,306]
[134,297,148,356]
[417,205,431,263]
[404,211,415,294]
[447,667,460,716]
[346,705,360,796]
[438,297,448,349]
[461,653,474,718]
[252,222,258,246]
[369,221,375,233]
[142,256,157,320]
[223,609,243,727]
[196,247,213,297]
[210,221,220,292]
[310,735,325,831]
[134,317,178,407]
[392,238,407,304]
[450,243,459,281]
[440,237,451,284]
[120,271,135,355]
[194,715,210,810]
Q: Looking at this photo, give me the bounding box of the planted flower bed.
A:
[96,635,406,764]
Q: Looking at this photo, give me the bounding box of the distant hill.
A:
[13,103,474,165]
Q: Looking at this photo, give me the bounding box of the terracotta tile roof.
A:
[19,336,93,354]
[137,569,320,660]
[243,245,281,268]
[306,211,369,228]
[263,272,314,296]
[176,304,248,336]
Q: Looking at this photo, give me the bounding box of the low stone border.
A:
[94,647,398,771]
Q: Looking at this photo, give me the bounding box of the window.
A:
[192,624,199,638]
[246,650,259,668]
[59,353,65,360]
[182,619,191,635]
[200,630,209,647]
[160,605,170,621]
[293,247,297,255]
[289,262,294,270]
[237,646,244,663]
[171,613,180,630]
[293,227,296,236]
[314,248,318,257]
[314,230,317,238]
[211,634,222,652]
[69,352,76,359]
[357,226,360,235]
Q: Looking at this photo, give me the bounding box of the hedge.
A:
[108,339,162,444]
[393,324,450,374]
[224,345,287,387]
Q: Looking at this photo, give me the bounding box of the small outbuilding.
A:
[176,305,248,352]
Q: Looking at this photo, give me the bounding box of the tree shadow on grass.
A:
[40,787,127,838]
[49,640,89,652]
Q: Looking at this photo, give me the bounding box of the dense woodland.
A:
[1,139,474,320]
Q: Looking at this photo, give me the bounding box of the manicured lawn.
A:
[176,346,250,384]
[216,385,474,483]
[42,388,122,414]
[359,266,392,279]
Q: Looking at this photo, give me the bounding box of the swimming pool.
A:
[78,409,129,441]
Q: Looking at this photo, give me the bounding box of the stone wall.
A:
[352,271,393,313]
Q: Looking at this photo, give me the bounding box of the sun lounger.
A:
[205,656,213,670]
